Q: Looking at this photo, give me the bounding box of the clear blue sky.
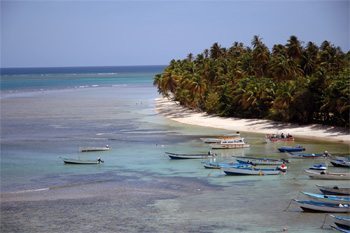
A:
[1,0,349,68]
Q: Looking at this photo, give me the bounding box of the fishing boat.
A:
[330,215,350,230]
[316,185,350,196]
[166,152,215,159]
[309,163,327,170]
[278,145,305,153]
[330,159,350,168]
[304,169,350,180]
[287,152,324,158]
[223,167,280,176]
[301,192,350,204]
[210,138,250,149]
[234,156,288,166]
[293,199,350,213]
[62,157,104,164]
[79,145,110,152]
[277,163,288,172]
[203,161,251,169]
[265,133,294,142]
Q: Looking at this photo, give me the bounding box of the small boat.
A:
[80,145,110,152]
[293,199,350,213]
[62,157,104,164]
[234,156,289,166]
[265,133,294,142]
[210,138,250,149]
[203,161,251,169]
[330,159,350,168]
[301,192,350,204]
[317,185,350,196]
[166,152,214,160]
[331,225,350,233]
[200,133,240,144]
[287,152,324,158]
[278,145,305,152]
[309,163,327,170]
[304,169,350,180]
[330,215,350,230]
[223,167,281,176]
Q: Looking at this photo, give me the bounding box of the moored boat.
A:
[301,192,350,204]
[166,152,215,159]
[223,167,280,176]
[234,156,288,166]
[287,152,324,158]
[293,199,350,213]
[210,138,250,149]
[278,145,305,153]
[330,225,350,233]
[200,132,240,143]
[265,133,294,142]
[304,169,350,180]
[316,185,350,196]
[62,157,104,164]
[330,215,350,230]
[330,159,350,168]
[80,145,110,152]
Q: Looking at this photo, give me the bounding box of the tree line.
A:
[154,36,350,127]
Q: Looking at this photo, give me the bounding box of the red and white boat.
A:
[265,133,294,142]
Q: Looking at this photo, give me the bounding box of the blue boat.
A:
[330,215,350,231]
[203,162,250,169]
[330,159,350,168]
[301,192,350,204]
[331,225,350,233]
[278,145,305,153]
[309,163,327,170]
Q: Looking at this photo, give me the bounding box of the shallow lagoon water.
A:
[1,69,349,232]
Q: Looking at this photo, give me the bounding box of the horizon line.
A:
[0,64,168,69]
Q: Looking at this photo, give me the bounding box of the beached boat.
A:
[304,169,350,180]
[316,185,350,196]
[330,159,350,168]
[278,145,305,152]
[203,161,251,169]
[330,215,350,230]
[79,145,110,152]
[309,163,327,170]
[265,133,294,142]
[223,167,280,176]
[293,199,350,213]
[301,192,350,204]
[62,157,104,164]
[331,225,350,233]
[166,152,214,159]
[234,156,288,166]
[210,138,250,149]
[287,152,324,158]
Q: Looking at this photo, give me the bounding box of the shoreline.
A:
[155,97,350,144]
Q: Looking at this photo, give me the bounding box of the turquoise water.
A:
[1,66,349,232]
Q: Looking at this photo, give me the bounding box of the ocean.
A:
[1,66,349,232]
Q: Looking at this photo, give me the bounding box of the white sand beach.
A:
[156,97,350,144]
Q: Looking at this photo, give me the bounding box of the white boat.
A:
[210,138,250,149]
[200,133,240,143]
[79,145,110,152]
[294,199,350,213]
[301,192,350,204]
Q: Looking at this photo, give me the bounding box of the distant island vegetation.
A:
[154,35,349,128]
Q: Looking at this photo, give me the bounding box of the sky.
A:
[1,0,349,68]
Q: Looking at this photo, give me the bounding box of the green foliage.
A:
[154,35,350,127]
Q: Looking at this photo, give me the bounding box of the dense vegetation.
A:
[154,36,350,127]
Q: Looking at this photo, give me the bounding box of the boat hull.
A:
[294,200,350,213]
[62,158,103,164]
[330,160,350,168]
[278,147,305,152]
[223,167,280,176]
[302,192,350,204]
[317,185,350,196]
[80,147,110,152]
[235,157,287,166]
[211,144,250,149]
[166,152,213,160]
[305,170,350,180]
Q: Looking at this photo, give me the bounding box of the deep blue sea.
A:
[1,66,349,233]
